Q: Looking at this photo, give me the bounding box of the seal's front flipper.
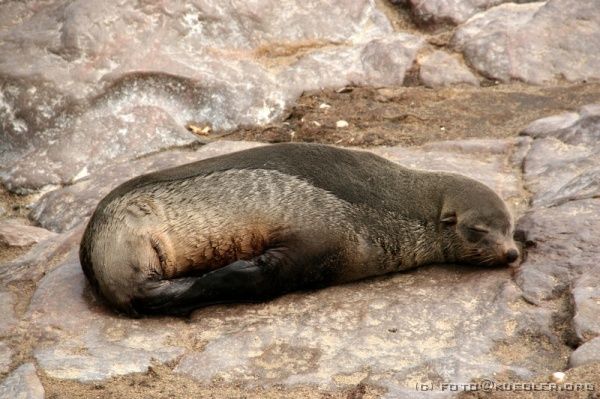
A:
[131,259,282,316]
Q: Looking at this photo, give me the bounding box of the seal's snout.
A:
[505,248,519,264]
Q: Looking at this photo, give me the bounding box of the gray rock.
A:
[0,342,12,374]
[0,363,44,399]
[418,50,479,88]
[176,267,562,397]
[1,97,201,193]
[26,246,564,394]
[280,34,424,94]
[29,253,185,382]
[514,199,600,304]
[0,225,83,284]
[569,337,600,369]
[454,0,600,84]
[521,112,580,138]
[0,0,422,192]
[30,141,265,232]
[572,274,600,343]
[522,105,600,207]
[0,218,57,247]
[403,0,538,25]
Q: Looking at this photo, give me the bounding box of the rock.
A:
[571,274,600,343]
[0,218,57,247]
[522,105,600,207]
[517,107,600,307]
[30,141,265,233]
[0,342,12,374]
[29,253,185,382]
[26,244,565,394]
[514,199,600,304]
[550,371,566,384]
[521,112,580,137]
[0,363,45,399]
[175,267,562,396]
[418,50,479,88]
[569,337,600,368]
[0,0,420,193]
[454,0,600,84]
[402,0,539,25]
[279,34,424,94]
[0,225,83,284]
[1,98,201,193]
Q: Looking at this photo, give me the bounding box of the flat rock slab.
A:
[27,248,565,397]
[515,199,600,304]
[29,253,185,382]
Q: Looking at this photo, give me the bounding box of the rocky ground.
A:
[1,0,600,398]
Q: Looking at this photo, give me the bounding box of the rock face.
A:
[0,0,424,192]
[454,0,600,84]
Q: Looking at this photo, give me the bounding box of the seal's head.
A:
[440,175,519,267]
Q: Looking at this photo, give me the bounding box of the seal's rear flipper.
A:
[131,259,282,316]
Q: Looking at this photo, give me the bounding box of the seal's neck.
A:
[398,220,446,269]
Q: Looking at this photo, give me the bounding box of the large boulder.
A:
[454,0,600,84]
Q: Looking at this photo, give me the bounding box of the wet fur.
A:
[80,143,518,316]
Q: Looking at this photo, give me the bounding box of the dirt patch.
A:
[222,83,600,147]
[459,363,600,399]
[41,363,383,399]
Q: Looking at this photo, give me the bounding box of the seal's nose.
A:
[506,248,519,263]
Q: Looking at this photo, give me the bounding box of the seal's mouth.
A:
[461,247,520,268]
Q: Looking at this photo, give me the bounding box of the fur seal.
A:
[80,143,519,316]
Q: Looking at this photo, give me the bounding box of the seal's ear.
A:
[441,211,457,225]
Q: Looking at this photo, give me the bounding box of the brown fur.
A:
[80,144,519,315]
